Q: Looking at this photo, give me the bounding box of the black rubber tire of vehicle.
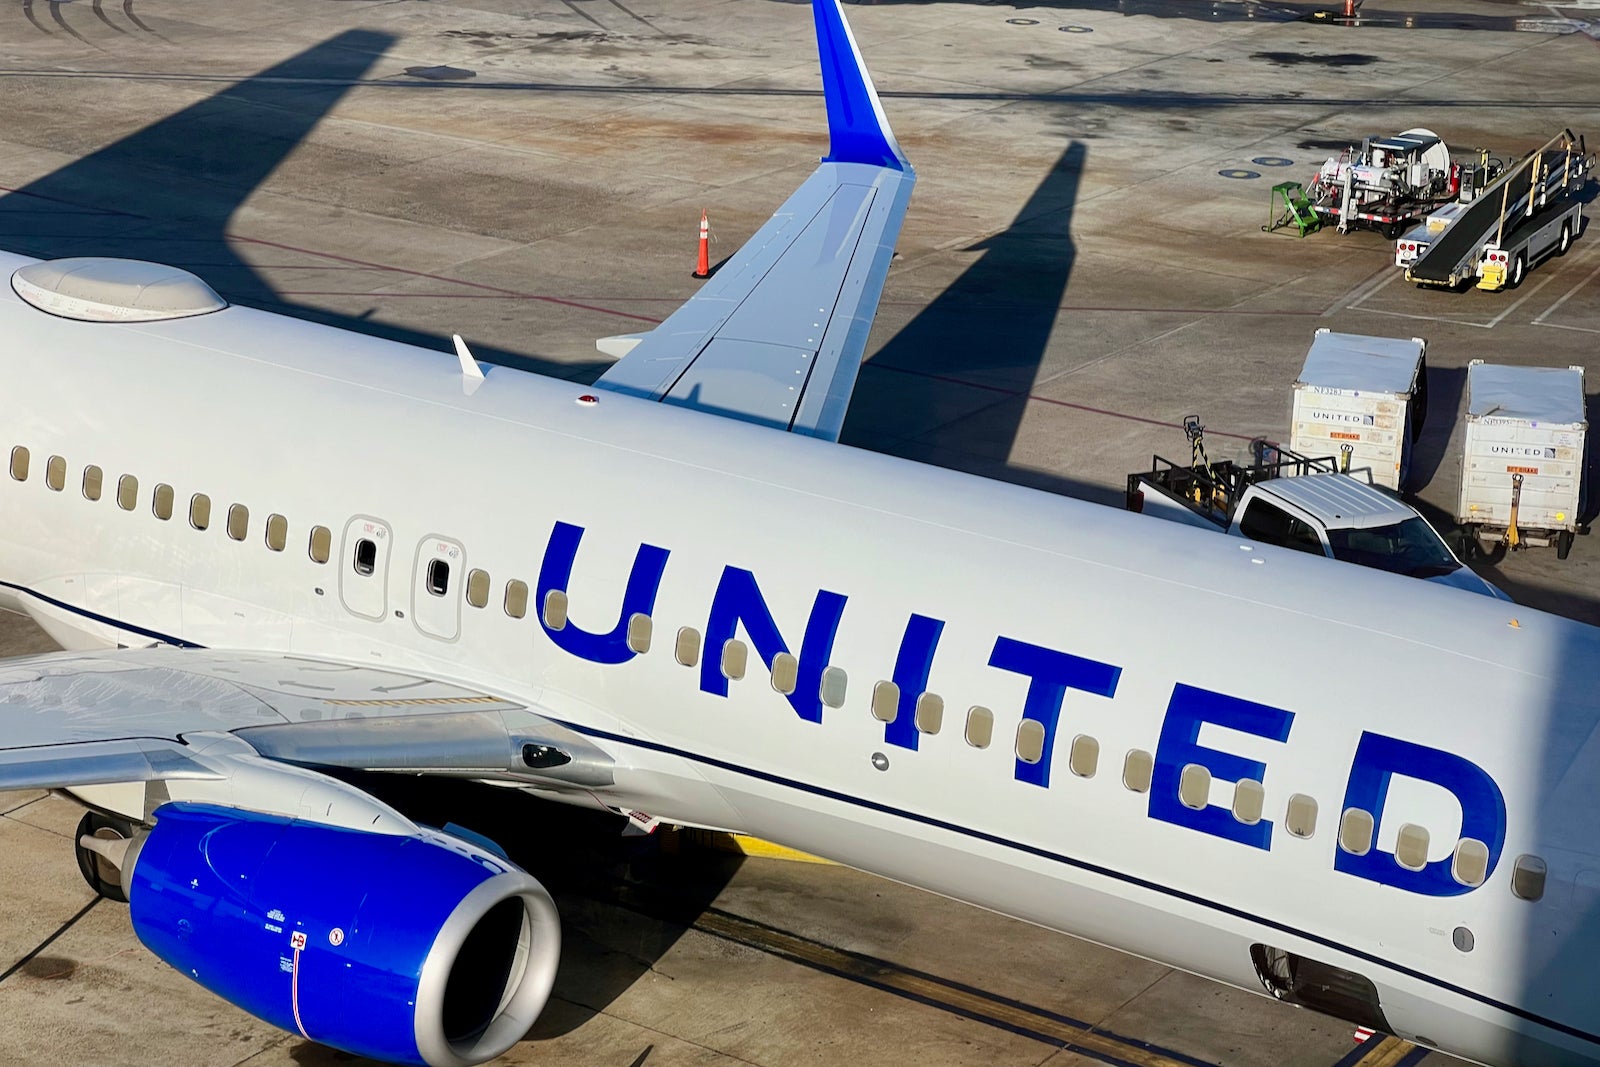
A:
[1558,530,1575,560]
[73,810,135,904]
[1557,221,1573,257]
[1508,251,1527,289]
[1457,524,1479,559]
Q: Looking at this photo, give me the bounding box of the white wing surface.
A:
[593,0,915,441]
[0,648,614,791]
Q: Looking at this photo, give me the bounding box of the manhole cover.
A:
[1006,18,1040,25]
[1219,169,1262,180]
[1252,156,1295,167]
[403,65,476,81]
[1059,25,1093,32]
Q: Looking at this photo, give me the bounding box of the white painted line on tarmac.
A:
[1532,259,1600,326]
[1348,305,1498,329]
[1332,265,1398,313]
[1533,321,1600,335]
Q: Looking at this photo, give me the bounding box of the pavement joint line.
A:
[868,362,1259,442]
[0,793,46,818]
[681,907,1215,1067]
[0,897,99,987]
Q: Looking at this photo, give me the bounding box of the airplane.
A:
[0,1,1597,1065]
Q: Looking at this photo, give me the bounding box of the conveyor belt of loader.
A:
[1405,149,1560,284]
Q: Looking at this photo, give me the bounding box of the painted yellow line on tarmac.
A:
[1351,1036,1418,1067]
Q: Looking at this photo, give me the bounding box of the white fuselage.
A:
[1,249,1597,1066]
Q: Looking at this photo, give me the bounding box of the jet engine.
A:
[121,802,559,1067]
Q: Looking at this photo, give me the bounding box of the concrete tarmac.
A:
[2,0,1598,1063]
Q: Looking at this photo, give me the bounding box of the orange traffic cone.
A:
[693,210,711,279]
[1343,0,1355,16]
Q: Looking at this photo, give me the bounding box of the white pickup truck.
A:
[1127,451,1509,600]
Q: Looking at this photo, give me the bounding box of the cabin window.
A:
[465,568,490,608]
[1339,808,1374,856]
[45,455,65,491]
[721,639,748,681]
[1233,779,1265,825]
[116,475,138,511]
[153,483,174,521]
[1286,794,1318,838]
[8,446,28,482]
[503,579,528,619]
[964,706,994,749]
[770,652,798,695]
[1512,855,1547,902]
[871,680,899,723]
[626,613,652,654]
[1015,719,1045,764]
[1395,824,1430,872]
[1069,735,1099,778]
[1179,763,1211,810]
[189,493,211,531]
[1452,839,1489,888]
[227,504,249,542]
[265,513,287,552]
[675,626,701,667]
[426,559,450,597]
[1123,749,1153,793]
[82,465,103,502]
[542,589,568,630]
[819,666,847,708]
[915,692,944,735]
[353,537,376,576]
[308,524,331,563]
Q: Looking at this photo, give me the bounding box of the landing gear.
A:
[74,811,135,903]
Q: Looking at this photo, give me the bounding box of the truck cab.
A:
[1129,455,1508,599]
[1233,475,1508,598]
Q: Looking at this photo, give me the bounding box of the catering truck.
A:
[1129,434,1507,598]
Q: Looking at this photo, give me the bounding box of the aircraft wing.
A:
[0,647,615,793]
[591,0,915,442]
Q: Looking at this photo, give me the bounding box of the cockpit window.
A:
[1325,518,1457,578]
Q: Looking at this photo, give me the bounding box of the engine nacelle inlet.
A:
[125,803,559,1067]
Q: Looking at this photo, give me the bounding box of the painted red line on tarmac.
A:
[228,235,664,324]
[869,362,1258,441]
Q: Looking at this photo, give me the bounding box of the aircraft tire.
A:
[73,811,134,904]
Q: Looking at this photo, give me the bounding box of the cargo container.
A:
[1458,360,1586,559]
[1289,330,1426,492]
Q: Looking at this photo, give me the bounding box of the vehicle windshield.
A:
[1324,518,1459,578]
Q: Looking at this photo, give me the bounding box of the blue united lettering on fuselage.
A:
[1337,731,1507,896]
[1148,685,1293,850]
[536,522,670,665]
[988,638,1120,787]
[883,614,944,751]
[700,566,847,723]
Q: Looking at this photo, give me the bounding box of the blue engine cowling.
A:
[125,802,560,1067]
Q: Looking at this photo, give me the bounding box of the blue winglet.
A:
[813,0,907,171]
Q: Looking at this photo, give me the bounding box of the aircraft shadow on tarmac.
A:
[0,29,605,382]
[842,141,1121,506]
